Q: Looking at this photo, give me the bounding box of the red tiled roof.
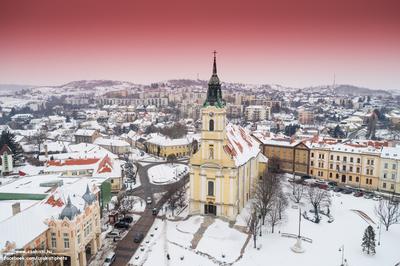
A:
[47,158,100,166]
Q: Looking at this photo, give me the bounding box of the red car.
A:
[353,191,364,197]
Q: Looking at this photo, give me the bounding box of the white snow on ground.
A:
[131,196,146,212]
[131,218,214,266]
[133,177,400,266]
[168,216,204,247]
[197,219,248,263]
[148,164,189,184]
[235,181,400,266]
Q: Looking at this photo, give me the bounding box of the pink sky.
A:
[1,0,400,89]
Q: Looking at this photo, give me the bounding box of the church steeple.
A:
[204,51,224,108]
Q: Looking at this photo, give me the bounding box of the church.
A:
[189,53,268,221]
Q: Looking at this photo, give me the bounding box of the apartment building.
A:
[379,146,400,194]
[253,132,310,176]
[309,141,386,191]
[245,105,271,122]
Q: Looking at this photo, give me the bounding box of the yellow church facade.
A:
[189,53,267,221]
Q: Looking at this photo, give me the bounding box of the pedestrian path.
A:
[190,216,215,249]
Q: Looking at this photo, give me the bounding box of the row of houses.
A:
[253,132,400,194]
[74,128,200,159]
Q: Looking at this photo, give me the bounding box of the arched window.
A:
[209,119,214,131]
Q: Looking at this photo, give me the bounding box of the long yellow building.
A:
[309,140,386,191]
[189,53,267,221]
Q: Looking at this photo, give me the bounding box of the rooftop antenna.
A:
[332,73,336,90]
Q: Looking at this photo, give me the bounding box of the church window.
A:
[208,181,214,196]
[209,119,214,131]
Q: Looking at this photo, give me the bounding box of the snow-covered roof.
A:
[252,132,305,147]
[146,134,192,147]
[0,178,99,251]
[94,137,130,147]
[381,146,400,160]
[224,124,261,166]
[74,129,97,136]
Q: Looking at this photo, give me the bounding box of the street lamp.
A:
[377,223,382,246]
[338,245,345,266]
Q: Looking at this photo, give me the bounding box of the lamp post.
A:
[338,245,345,266]
[377,222,382,246]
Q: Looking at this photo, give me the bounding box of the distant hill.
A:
[334,84,391,96]
[55,80,137,90]
[0,80,393,96]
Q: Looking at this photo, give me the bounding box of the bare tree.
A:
[290,181,305,203]
[276,189,288,220]
[32,130,48,159]
[375,198,400,231]
[268,199,280,233]
[119,195,138,217]
[307,186,331,222]
[246,204,260,248]
[167,182,184,216]
[113,191,125,212]
[176,184,187,208]
[254,171,280,225]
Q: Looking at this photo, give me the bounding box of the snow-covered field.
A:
[148,164,189,184]
[131,216,218,266]
[196,219,248,263]
[134,179,400,266]
[235,182,400,266]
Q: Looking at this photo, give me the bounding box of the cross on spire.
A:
[212,50,217,75]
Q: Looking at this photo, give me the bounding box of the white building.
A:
[0,145,13,176]
[244,105,271,121]
[380,146,400,194]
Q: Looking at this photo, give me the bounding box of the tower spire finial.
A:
[213,50,217,75]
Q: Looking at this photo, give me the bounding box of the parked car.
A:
[341,189,352,194]
[152,208,158,216]
[106,230,121,239]
[373,195,382,201]
[104,252,116,266]
[328,181,338,187]
[301,175,312,180]
[120,216,133,224]
[134,233,144,243]
[333,187,343,193]
[146,196,153,205]
[353,191,364,197]
[363,193,374,199]
[114,221,130,230]
[318,184,329,190]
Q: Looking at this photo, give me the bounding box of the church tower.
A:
[200,51,227,162]
[189,51,265,220]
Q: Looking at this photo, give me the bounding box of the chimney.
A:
[12,202,21,216]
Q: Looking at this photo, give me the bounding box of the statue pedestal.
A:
[291,237,305,253]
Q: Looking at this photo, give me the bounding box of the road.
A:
[113,158,189,266]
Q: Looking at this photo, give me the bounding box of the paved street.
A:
[113,158,189,266]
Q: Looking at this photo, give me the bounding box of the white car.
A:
[146,196,152,204]
[104,252,116,266]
